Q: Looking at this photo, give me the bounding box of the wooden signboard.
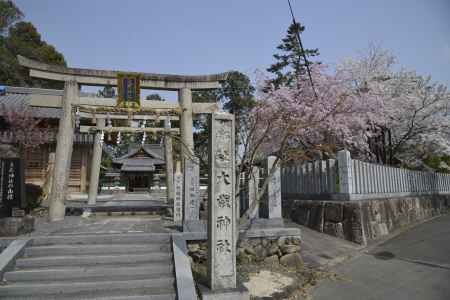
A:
[117,73,141,109]
[0,158,25,217]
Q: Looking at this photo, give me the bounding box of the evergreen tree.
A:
[267,22,319,88]
[219,71,255,117]
[0,0,23,34]
[0,1,66,89]
[97,86,116,98]
[146,94,165,101]
[192,71,255,169]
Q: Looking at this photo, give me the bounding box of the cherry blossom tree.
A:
[238,64,380,219]
[338,45,450,165]
[0,104,50,155]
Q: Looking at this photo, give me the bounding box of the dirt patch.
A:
[244,270,294,297]
[237,259,345,300]
[189,235,349,300]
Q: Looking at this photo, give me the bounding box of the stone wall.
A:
[237,236,302,268]
[287,195,450,245]
[187,236,303,269]
[0,216,34,237]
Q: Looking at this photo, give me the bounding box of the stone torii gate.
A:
[18,55,229,222]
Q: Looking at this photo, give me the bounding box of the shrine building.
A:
[112,144,166,192]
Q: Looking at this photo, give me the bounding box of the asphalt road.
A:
[312,214,450,300]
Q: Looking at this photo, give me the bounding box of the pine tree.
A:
[267,22,319,88]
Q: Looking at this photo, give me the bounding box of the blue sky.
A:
[14,0,450,98]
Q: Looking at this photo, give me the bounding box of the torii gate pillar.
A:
[48,80,77,221]
[87,118,105,205]
[179,88,194,158]
[164,117,174,203]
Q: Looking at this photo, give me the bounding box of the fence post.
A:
[267,156,282,219]
[248,166,260,219]
[337,149,354,196]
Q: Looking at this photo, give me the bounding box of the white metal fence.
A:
[281,159,337,195]
[281,150,450,201]
[351,160,450,194]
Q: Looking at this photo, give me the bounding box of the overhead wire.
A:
[287,0,319,100]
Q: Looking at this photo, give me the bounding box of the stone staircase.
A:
[0,233,177,299]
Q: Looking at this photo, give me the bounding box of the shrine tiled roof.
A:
[121,164,156,172]
[120,158,164,172]
[0,87,63,119]
[0,86,111,119]
[113,144,166,172]
[0,87,95,144]
[114,144,165,162]
[120,158,165,166]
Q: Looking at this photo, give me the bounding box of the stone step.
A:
[15,253,172,269]
[0,278,175,298]
[4,263,174,283]
[31,233,171,246]
[1,293,176,300]
[25,243,170,257]
[80,294,176,300]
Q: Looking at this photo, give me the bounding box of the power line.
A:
[287,0,318,100]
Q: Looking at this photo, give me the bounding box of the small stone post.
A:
[173,161,183,226]
[248,166,260,219]
[182,157,200,231]
[153,174,161,190]
[48,80,77,221]
[208,112,236,290]
[87,118,105,205]
[164,117,174,203]
[267,156,282,219]
[337,149,354,195]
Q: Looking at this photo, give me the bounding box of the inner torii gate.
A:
[18,55,229,222]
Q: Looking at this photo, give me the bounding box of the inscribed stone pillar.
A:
[88,118,105,205]
[179,88,194,159]
[48,80,77,221]
[173,161,183,226]
[337,149,354,195]
[164,117,174,203]
[248,166,260,219]
[267,156,282,219]
[183,157,200,230]
[208,112,236,290]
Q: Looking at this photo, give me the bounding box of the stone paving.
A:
[67,192,166,201]
[23,215,178,237]
[63,192,171,215]
[311,214,450,300]
[298,223,363,268]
